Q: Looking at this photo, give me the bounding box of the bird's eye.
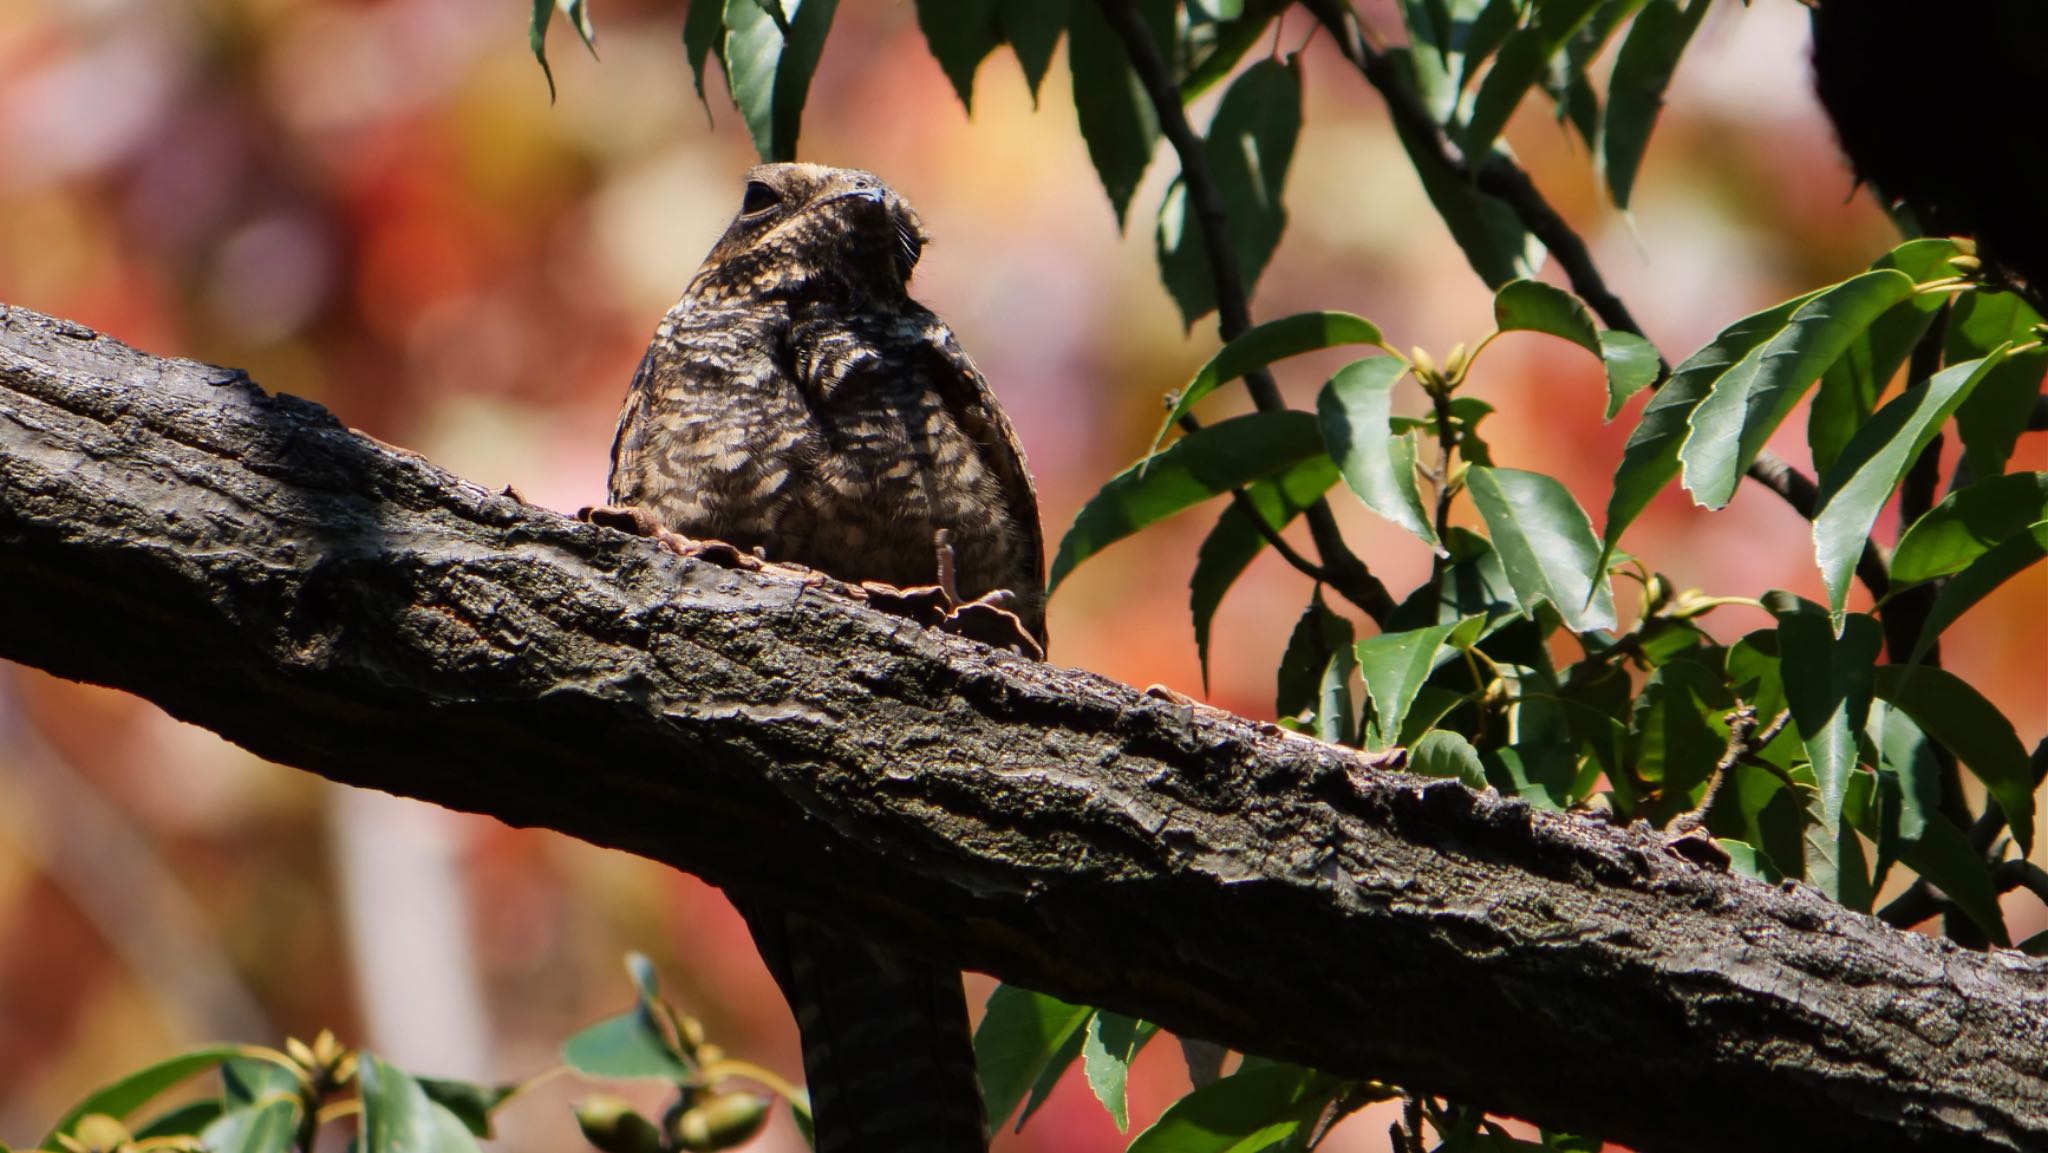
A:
[740,180,780,216]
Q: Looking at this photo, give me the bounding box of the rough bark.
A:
[1,302,2044,1153]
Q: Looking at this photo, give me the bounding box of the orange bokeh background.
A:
[0,1,2041,1150]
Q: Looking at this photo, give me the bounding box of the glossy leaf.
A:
[1466,466,1617,633]
[1601,291,1818,551]
[1318,642,1359,746]
[360,1055,483,1153]
[221,1058,300,1107]
[915,0,999,109]
[1679,270,1917,509]
[1908,522,2048,664]
[1492,279,1660,417]
[1874,665,2036,856]
[1081,1012,1156,1132]
[1601,0,1708,209]
[1125,1063,1335,1153]
[1891,471,2048,584]
[1068,0,1166,227]
[1316,357,1434,545]
[1158,58,1302,326]
[198,1097,301,1153]
[1955,346,2048,478]
[1812,354,2000,614]
[1899,814,2011,945]
[1629,658,1731,813]
[42,1046,250,1147]
[723,0,838,162]
[998,0,1069,101]
[561,1008,691,1080]
[1776,602,1881,847]
[417,1078,517,1139]
[1190,457,1339,687]
[1053,411,1327,591]
[1599,330,1663,417]
[1356,622,1462,749]
[1462,0,1606,163]
[1871,702,1940,850]
[1015,1011,1089,1131]
[1156,311,1386,450]
[1409,729,1488,789]
[975,985,1092,1132]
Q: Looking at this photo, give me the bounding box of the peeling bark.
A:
[1,303,2044,1153]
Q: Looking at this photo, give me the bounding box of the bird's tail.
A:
[739,901,988,1153]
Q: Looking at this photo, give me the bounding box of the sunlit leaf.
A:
[723,0,838,162]
[1158,58,1302,326]
[1317,357,1434,546]
[1601,0,1708,209]
[1125,1063,1336,1153]
[1812,354,2001,614]
[198,1098,301,1153]
[42,1046,251,1148]
[1955,346,2048,478]
[417,1078,518,1139]
[360,1055,483,1153]
[1081,1012,1156,1132]
[1053,411,1327,590]
[974,985,1092,1133]
[561,1009,691,1080]
[1465,466,1617,633]
[1907,523,2048,664]
[1775,600,1881,894]
[1319,642,1358,745]
[1409,729,1488,788]
[1891,471,2048,585]
[1873,664,2035,856]
[1356,621,1462,750]
[1155,311,1387,451]
[1492,279,1660,417]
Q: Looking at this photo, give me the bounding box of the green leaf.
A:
[1598,331,1662,417]
[1908,522,2048,664]
[1775,601,1881,849]
[1178,0,1288,100]
[359,1055,483,1153]
[1356,622,1462,749]
[1873,664,2036,856]
[683,0,724,104]
[998,0,1070,101]
[1388,66,1545,288]
[1465,466,1617,633]
[133,1101,228,1142]
[1319,642,1359,746]
[1191,457,1339,687]
[1491,280,1660,417]
[416,1078,517,1140]
[1955,346,2047,478]
[1871,701,1940,862]
[1809,241,1961,477]
[915,0,1000,110]
[529,0,596,102]
[1679,270,1917,510]
[1812,354,2001,614]
[220,1058,301,1107]
[1600,0,1707,209]
[1453,0,1528,107]
[1893,472,2048,584]
[974,985,1092,1132]
[1601,290,1818,551]
[1067,0,1166,227]
[1081,1012,1156,1132]
[198,1097,301,1153]
[1156,311,1387,450]
[1015,1010,1089,1131]
[561,1009,692,1081]
[1125,1063,1335,1153]
[1316,357,1435,546]
[1052,411,1327,591]
[1157,58,1302,326]
[1629,658,1732,815]
[723,0,838,163]
[1462,0,1606,162]
[42,1046,250,1148]
[1276,596,1355,720]
[1409,729,1488,788]
[1899,814,2011,946]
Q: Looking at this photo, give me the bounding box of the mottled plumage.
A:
[607,163,1044,1153]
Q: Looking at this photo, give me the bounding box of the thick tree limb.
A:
[1,303,2045,1153]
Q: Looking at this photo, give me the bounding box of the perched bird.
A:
[604,162,1046,1153]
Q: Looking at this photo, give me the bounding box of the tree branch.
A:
[3,302,2046,1153]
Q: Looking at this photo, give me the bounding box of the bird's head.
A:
[692,163,928,303]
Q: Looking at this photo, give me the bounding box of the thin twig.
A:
[1672,704,1766,833]
[1095,0,1396,625]
[1180,409,1339,582]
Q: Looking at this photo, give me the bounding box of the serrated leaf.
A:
[1191,457,1339,687]
[1899,813,2011,945]
[1893,472,2048,585]
[1601,290,1820,552]
[1068,0,1167,227]
[684,0,724,104]
[561,1009,691,1081]
[1276,596,1355,720]
[1409,729,1488,788]
[1465,466,1616,633]
[1053,411,1328,590]
[1125,1063,1336,1153]
[1317,357,1435,546]
[1600,0,1706,208]
[974,985,1092,1132]
[1157,57,1301,326]
[1357,622,1463,749]
[998,0,1070,100]
[359,1055,483,1153]
[1155,311,1387,451]
[1081,1012,1156,1132]
[916,0,1000,110]
[198,1097,301,1153]
[1873,664,2035,856]
[723,0,837,162]
[1775,600,1881,855]
[1680,270,1917,510]
[1462,0,1606,162]
[42,1046,250,1148]
[1813,353,2001,614]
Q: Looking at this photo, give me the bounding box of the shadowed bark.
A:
[2,302,2044,1153]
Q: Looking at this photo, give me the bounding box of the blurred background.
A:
[0,0,2040,1149]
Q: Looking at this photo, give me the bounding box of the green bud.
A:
[669,1093,771,1152]
[574,1097,667,1153]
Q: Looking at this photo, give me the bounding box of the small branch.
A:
[1181,410,1338,584]
[1095,0,1395,626]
